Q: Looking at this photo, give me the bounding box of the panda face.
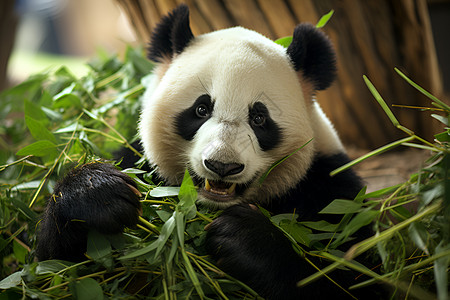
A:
[140,27,317,208]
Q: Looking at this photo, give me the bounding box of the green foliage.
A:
[274,10,334,48]
[0,42,448,299]
[0,47,260,299]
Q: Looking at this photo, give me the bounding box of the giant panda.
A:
[36,5,384,299]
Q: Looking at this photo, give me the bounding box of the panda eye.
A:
[195,104,210,118]
[252,114,266,126]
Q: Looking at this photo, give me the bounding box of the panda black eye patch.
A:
[248,102,282,151]
[176,94,214,141]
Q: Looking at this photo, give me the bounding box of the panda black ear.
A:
[147,4,194,63]
[287,23,336,91]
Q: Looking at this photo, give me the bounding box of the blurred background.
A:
[1,0,449,151]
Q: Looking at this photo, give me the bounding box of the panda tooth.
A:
[205,179,211,191]
[227,183,237,194]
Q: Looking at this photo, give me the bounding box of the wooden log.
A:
[0,0,18,91]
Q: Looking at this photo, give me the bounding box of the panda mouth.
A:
[204,179,237,196]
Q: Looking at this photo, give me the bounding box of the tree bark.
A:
[0,0,18,91]
[115,0,444,149]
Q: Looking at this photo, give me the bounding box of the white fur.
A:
[310,100,345,155]
[139,27,342,206]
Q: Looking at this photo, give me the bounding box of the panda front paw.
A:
[205,205,303,299]
[36,163,141,261]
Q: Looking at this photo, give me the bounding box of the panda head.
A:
[139,5,343,208]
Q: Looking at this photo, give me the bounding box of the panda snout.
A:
[204,159,244,177]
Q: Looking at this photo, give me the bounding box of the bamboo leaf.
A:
[395,67,450,111]
[16,140,58,157]
[86,230,112,261]
[178,170,197,216]
[155,214,176,258]
[25,116,57,143]
[274,36,293,48]
[150,187,180,198]
[0,271,22,289]
[119,240,158,260]
[319,199,363,214]
[71,278,103,300]
[330,136,415,176]
[363,75,400,127]
[408,223,429,255]
[300,220,339,232]
[434,242,450,300]
[431,114,449,126]
[259,138,313,184]
[316,10,334,28]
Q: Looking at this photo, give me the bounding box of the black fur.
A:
[249,102,282,151]
[206,153,384,299]
[175,94,214,141]
[36,5,384,299]
[272,152,363,219]
[287,23,337,90]
[147,4,194,62]
[36,163,141,261]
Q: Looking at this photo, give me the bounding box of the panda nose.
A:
[204,160,244,177]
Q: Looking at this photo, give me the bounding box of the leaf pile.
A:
[0,44,449,299]
[0,47,262,299]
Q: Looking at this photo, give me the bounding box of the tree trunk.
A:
[0,0,18,91]
[115,0,444,149]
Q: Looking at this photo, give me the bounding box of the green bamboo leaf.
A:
[279,221,312,246]
[16,140,58,157]
[363,75,400,127]
[12,181,41,191]
[180,249,205,298]
[25,116,57,143]
[271,213,298,225]
[83,109,99,120]
[316,10,334,28]
[363,184,402,199]
[395,67,450,111]
[36,260,74,275]
[126,46,154,75]
[24,99,47,123]
[431,114,449,126]
[300,220,339,232]
[434,131,450,142]
[167,232,179,263]
[0,271,22,289]
[13,240,27,263]
[319,199,363,214]
[330,136,415,176]
[332,210,379,246]
[259,138,313,184]
[408,223,429,255]
[71,278,103,300]
[150,187,180,198]
[10,198,38,220]
[178,170,197,218]
[119,240,158,260]
[53,94,82,109]
[274,36,293,48]
[54,123,84,134]
[53,82,76,100]
[87,230,112,260]
[155,214,176,258]
[175,210,186,246]
[434,242,450,300]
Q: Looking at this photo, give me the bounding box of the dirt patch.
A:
[346,147,430,193]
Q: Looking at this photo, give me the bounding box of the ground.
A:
[348,148,429,193]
